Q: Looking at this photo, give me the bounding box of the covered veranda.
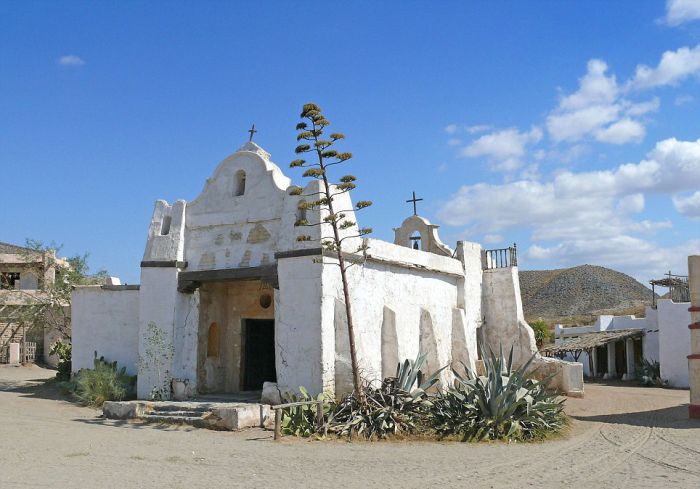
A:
[542,329,644,381]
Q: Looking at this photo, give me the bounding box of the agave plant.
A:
[636,358,666,387]
[325,353,444,439]
[431,346,566,441]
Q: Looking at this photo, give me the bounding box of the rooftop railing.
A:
[483,243,518,270]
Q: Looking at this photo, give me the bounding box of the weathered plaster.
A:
[73,140,582,402]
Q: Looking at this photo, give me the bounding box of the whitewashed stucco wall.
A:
[320,239,470,396]
[657,300,691,388]
[71,286,140,375]
[275,255,326,394]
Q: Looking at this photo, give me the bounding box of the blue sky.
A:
[2,0,699,284]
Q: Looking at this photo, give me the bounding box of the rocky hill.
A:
[519,265,654,322]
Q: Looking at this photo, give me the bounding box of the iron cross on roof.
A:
[406,191,423,216]
[247,124,257,141]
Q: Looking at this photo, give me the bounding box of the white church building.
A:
[71,141,583,400]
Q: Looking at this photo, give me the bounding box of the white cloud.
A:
[558,59,619,111]
[483,234,504,244]
[673,191,700,217]
[438,137,700,279]
[616,193,645,214]
[629,43,700,90]
[444,124,458,135]
[675,94,695,106]
[447,138,462,147]
[466,124,492,134]
[460,127,542,172]
[664,0,700,26]
[546,60,657,144]
[524,236,699,282]
[594,118,646,144]
[58,55,85,66]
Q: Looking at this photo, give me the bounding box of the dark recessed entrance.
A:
[243,319,276,391]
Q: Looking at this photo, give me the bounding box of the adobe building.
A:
[71,141,582,400]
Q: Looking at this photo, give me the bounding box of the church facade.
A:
[71,141,583,400]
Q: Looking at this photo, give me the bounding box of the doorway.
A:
[243,319,276,391]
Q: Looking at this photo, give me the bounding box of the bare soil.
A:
[1,365,699,488]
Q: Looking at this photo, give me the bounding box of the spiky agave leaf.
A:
[430,345,566,442]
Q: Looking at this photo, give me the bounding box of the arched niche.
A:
[207,322,220,358]
[234,170,246,197]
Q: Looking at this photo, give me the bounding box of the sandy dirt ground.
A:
[1,364,699,489]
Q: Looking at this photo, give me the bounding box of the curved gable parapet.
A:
[393,215,454,257]
[188,141,291,219]
[183,142,293,271]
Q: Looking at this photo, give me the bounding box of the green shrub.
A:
[280,387,329,437]
[73,353,136,407]
[49,341,72,381]
[324,353,443,439]
[431,347,566,441]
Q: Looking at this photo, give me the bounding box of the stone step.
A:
[104,400,272,430]
[139,414,208,427]
[151,402,212,413]
[148,409,210,418]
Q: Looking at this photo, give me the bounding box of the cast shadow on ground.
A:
[72,417,275,441]
[2,378,71,402]
[573,405,700,429]
[72,417,198,431]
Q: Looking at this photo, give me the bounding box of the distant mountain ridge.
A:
[519,264,654,321]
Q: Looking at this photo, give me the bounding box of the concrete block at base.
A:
[529,356,584,398]
[8,343,20,365]
[560,362,585,397]
[210,404,272,430]
[103,401,148,419]
[261,381,282,405]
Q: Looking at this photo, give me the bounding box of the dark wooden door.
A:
[243,319,276,391]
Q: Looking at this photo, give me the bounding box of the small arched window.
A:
[160,215,172,235]
[207,322,220,357]
[234,170,246,197]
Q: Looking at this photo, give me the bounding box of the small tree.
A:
[289,103,372,397]
[12,240,107,341]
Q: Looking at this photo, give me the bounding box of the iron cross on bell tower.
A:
[406,191,424,250]
[406,191,423,216]
[247,124,257,142]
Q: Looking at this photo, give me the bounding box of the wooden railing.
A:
[483,244,518,270]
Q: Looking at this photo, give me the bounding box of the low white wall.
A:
[657,300,691,388]
[71,286,140,375]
